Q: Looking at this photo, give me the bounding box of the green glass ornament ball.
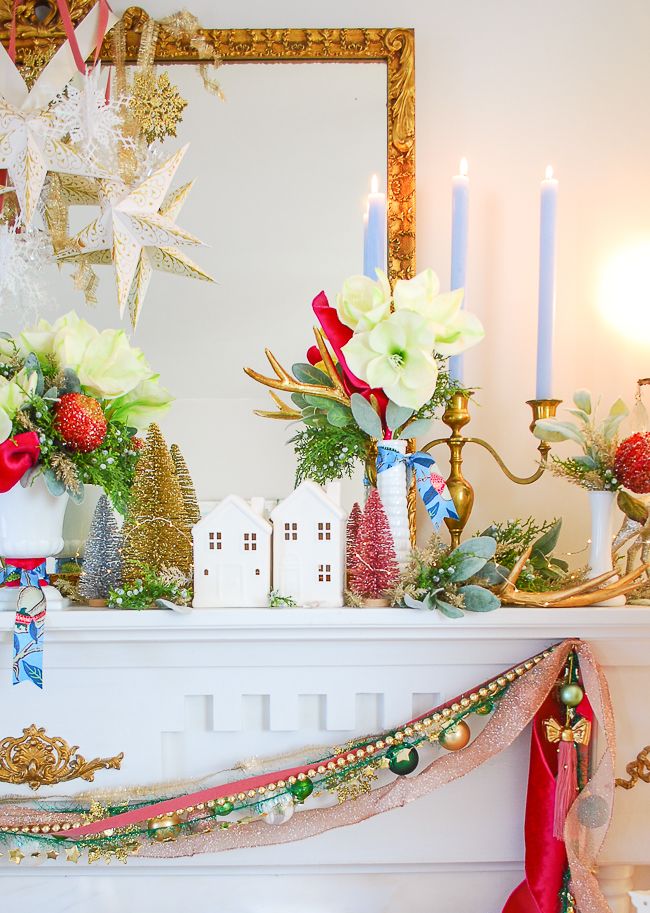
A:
[559,683,584,707]
[214,801,234,817]
[386,744,419,775]
[290,778,314,802]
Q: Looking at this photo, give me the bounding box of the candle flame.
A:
[460,157,468,177]
[545,165,554,180]
[370,174,379,194]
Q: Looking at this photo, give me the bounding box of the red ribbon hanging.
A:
[55,0,112,75]
[0,432,41,493]
[7,0,19,62]
[503,684,594,913]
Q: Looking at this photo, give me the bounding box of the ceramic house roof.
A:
[193,495,272,536]
[270,480,346,522]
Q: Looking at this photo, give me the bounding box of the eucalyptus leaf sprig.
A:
[395,536,501,618]
[534,390,628,491]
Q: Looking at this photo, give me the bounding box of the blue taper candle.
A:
[536,165,558,399]
[449,158,469,383]
[363,174,387,279]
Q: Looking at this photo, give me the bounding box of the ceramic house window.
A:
[284,522,298,541]
[243,532,258,552]
[209,532,222,551]
[318,521,331,541]
[318,563,331,583]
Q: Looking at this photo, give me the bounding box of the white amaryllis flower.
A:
[393,268,485,356]
[335,270,392,331]
[342,309,438,410]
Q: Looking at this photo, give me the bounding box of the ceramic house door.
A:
[280,558,300,597]
[217,565,243,604]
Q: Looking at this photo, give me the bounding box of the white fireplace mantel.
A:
[0,606,648,913]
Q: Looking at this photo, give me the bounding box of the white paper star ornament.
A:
[61,144,211,325]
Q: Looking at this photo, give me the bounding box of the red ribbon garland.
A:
[503,687,594,912]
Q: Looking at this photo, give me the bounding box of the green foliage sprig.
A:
[109,565,191,610]
[268,590,297,607]
[476,518,573,592]
[534,390,627,491]
[394,535,501,617]
[289,356,462,486]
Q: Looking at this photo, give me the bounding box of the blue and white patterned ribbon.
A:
[376,445,459,528]
[12,586,46,688]
[1,560,47,588]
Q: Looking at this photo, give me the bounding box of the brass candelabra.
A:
[422,393,562,547]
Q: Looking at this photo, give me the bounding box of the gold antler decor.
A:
[616,745,650,790]
[244,327,350,419]
[495,545,650,608]
[0,725,124,790]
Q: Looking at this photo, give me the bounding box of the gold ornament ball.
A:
[439,720,471,751]
[148,813,182,842]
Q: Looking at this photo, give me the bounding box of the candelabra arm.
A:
[420,437,449,453]
[466,437,548,486]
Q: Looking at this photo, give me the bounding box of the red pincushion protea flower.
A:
[54,393,107,453]
[614,432,650,494]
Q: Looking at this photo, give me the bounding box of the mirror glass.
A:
[11,61,388,506]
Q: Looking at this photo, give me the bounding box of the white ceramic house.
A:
[270,481,345,607]
[192,496,272,607]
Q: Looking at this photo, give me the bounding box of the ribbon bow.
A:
[376,445,459,528]
[543,716,592,747]
[0,559,47,588]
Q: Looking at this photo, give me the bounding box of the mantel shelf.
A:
[1,606,649,643]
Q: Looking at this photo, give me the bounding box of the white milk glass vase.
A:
[588,489,625,606]
[0,475,69,610]
[376,439,411,568]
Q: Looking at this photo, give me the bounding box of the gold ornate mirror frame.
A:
[0,3,415,284]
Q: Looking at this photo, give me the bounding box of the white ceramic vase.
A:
[588,489,625,606]
[376,439,411,568]
[0,475,69,610]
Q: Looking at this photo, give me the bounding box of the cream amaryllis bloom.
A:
[18,311,154,400]
[78,331,152,399]
[110,375,173,428]
[335,270,392,332]
[393,268,485,356]
[342,309,438,410]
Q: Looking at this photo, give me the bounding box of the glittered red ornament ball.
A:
[54,393,107,453]
[614,432,650,494]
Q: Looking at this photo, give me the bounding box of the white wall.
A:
[151,0,650,557]
[20,0,650,556]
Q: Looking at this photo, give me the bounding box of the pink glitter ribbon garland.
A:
[5,640,614,911]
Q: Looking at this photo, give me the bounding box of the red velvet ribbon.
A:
[308,291,389,427]
[503,687,594,912]
[0,433,41,493]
